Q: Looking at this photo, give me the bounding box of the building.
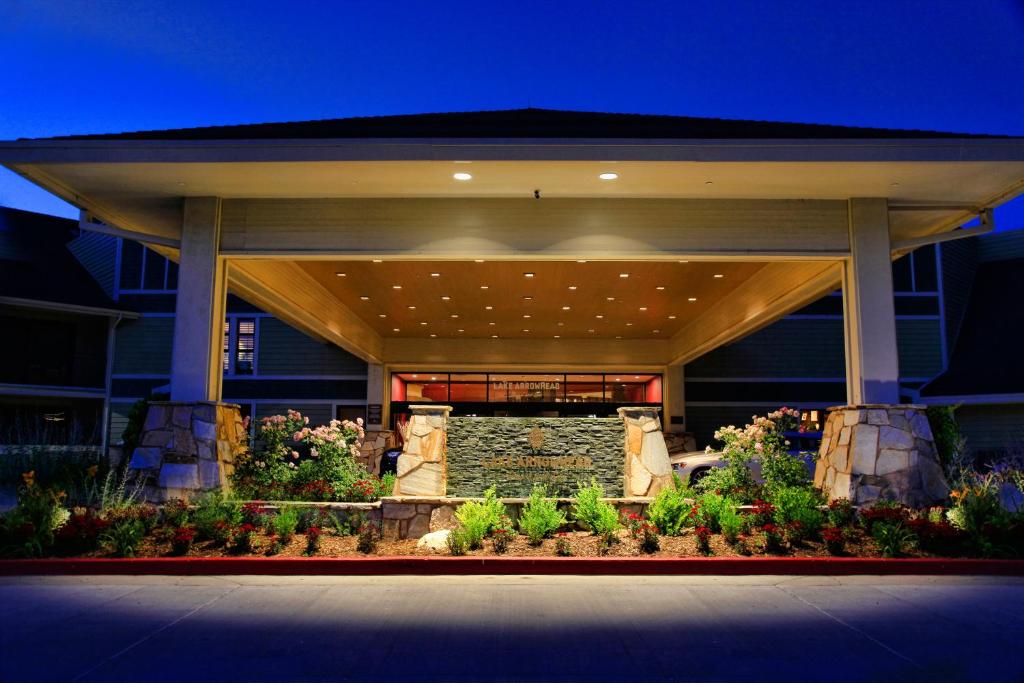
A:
[0,207,134,454]
[2,109,1022,502]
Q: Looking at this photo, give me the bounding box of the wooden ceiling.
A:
[300,260,767,340]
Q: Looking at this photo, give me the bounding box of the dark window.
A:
[235,319,256,375]
[913,244,938,292]
[120,241,143,290]
[166,260,179,289]
[143,249,167,289]
[892,255,913,292]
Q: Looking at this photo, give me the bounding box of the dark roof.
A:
[40,108,1012,142]
[921,256,1024,398]
[0,207,128,314]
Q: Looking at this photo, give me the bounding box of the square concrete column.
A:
[170,197,227,402]
[842,198,900,405]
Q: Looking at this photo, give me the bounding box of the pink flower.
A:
[291,451,299,459]
[356,417,364,427]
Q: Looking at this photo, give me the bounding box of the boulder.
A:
[417,529,451,552]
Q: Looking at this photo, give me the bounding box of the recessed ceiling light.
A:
[360,295,370,300]
[441,296,451,301]
[562,306,571,310]
[378,313,386,318]
[523,272,535,278]
[430,272,440,277]
[430,334,437,338]
[419,321,428,325]
[626,322,633,326]
[668,315,676,319]
[634,375,640,379]
[705,180,713,186]
[489,321,496,325]
[615,378,621,381]
[557,322,564,326]
[523,314,531,318]
[335,272,346,277]
[523,296,533,301]
[392,284,402,289]
[522,329,530,332]
[714,274,724,279]
[451,314,459,318]
[554,335,561,338]
[615,336,622,339]
[430,376,437,381]
[596,315,603,319]
[453,172,473,181]
[599,172,619,180]
[656,286,665,290]
[491,334,498,338]
[653,329,661,333]
[392,328,400,332]
[588,329,595,333]
[372,259,383,263]
[412,374,418,378]
[577,260,587,263]
[568,285,577,290]
[485,305,493,310]
[688,297,697,302]
[474,259,484,263]
[408,305,416,310]
[639,307,647,311]
[619,273,629,278]
[678,260,689,263]
[457,328,464,332]
[480,285,489,289]
[606,297,615,301]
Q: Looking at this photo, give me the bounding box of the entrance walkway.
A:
[3,575,1022,681]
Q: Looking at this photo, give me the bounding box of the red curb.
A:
[2,557,1023,576]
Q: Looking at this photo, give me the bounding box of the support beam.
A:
[170,197,227,402]
[843,198,900,405]
[664,364,686,434]
[367,363,386,429]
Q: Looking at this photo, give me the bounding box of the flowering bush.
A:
[821,525,845,555]
[554,532,573,556]
[55,509,109,555]
[696,407,804,501]
[761,523,784,552]
[162,498,190,528]
[305,526,323,555]
[231,410,388,502]
[826,498,856,528]
[694,525,712,554]
[638,521,660,554]
[233,523,257,552]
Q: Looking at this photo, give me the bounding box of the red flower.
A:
[821,526,844,543]
[173,527,196,543]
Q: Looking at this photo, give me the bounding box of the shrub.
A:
[693,492,734,533]
[102,520,144,557]
[356,522,379,554]
[908,517,965,556]
[232,523,257,552]
[638,521,660,554]
[647,475,694,536]
[272,505,300,543]
[826,498,856,528]
[770,486,824,541]
[1,472,68,557]
[821,525,845,555]
[305,526,323,555]
[455,486,505,549]
[491,526,513,554]
[872,522,916,558]
[554,532,572,556]
[718,503,745,545]
[948,473,1013,556]
[926,405,968,478]
[446,528,468,556]
[694,525,712,554]
[751,499,776,527]
[55,509,109,555]
[860,501,910,534]
[191,493,242,542]
[162,499,190,528]
[518,485,566,544]
[572,479,621,538]
[171,526,196,555]
[761,523,784,553]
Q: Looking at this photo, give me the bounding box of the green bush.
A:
[356,522,379,553]
[192,493,242,542]
[717,502,745,544]
[272,505,300,542]
[770,486,824,541]
[572,479,621,537]
[518,485,566,544]
[646,474,694,536]
[693,492,733,533]
[102,520,144,558]
[926,405,967,478]
[446,528,468,556]
[455,486,505,549]
[760,451,812,493]
[872,522,916,558]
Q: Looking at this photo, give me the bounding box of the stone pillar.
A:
[393,405,451,496]
[358,429,394,475]
[814,404,949,507]
[128,401,246,502]
[618,407,673,497]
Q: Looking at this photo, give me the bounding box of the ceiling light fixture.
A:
[430,272,440,277]
[372,259,383,263]
[523,272,535,278]
[453,172,473,181]
[360,295,370,300]
[688,297,697,302]
[441,296,451,301]
[523,296,533,301]
[335,272,346,277]
[523,314,531,318]
[408,305,416,309]
[619,273,629,278]
[553,335,560,338]
[562,306,571,310]
[420,321,428,325]
[568,285,577,290]
[378,313,386,318]
[457,328,464,332]
[577,260,588,263]
[588,329,595,333]
[451,314,459,318]
[596,315,603,319]
[485,305,493,310]
[430,334,436,338]
[599,172,619,180]
[392,328,400,332]
[480,285,489,290]
[639,307,647,311]
[668,315,676,319]
[474,259,485,263]
[653,329,661,333]
[656,286,666,290]
[491,334,498,338]
[392,284,402,289]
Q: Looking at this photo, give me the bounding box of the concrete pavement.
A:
[2,574,1022,682]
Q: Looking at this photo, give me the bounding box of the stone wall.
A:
[128,401,246,502]
[393,405,449,496]
[357,429,394,475]
[446,417,625,497]
[619,407,674,497]
[814,404,949,507]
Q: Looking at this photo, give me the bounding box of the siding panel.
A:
[685,319,845,378]
[112,317,173,374]
[255,402,334,427]
[956,404,1024,455]
[258,318,368,375]
[896,319,943,378]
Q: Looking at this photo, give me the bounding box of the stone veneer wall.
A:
[814,404,949,507]
[619,407,674,497]
[128,401,247,502]
[446,417,625,497]
[393,405,450,496]
[357,429,394,475]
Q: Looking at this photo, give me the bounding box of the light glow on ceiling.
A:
[453,172,473,181]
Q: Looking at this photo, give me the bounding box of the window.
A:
[118,241,177,292]
[892,245,938,293]
[223,318,258,375]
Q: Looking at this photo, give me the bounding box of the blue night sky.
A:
[2,0,1023,228]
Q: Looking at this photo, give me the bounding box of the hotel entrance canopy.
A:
[2,109,1023,428]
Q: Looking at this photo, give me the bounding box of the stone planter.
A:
[814,404,949,507]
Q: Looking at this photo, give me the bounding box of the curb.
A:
[2,557,1023,576]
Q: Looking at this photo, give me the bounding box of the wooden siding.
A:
[257,317,368,375]
[956,404,1024,455]
[112,317,173,375]
[978,229,1024,263]
[940,239,978,361]
[896,319,944,377]
[685,319,845,378]
[68,231,118,297]
[254,402,335,427]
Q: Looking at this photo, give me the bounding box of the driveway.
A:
[2,574,1022,682]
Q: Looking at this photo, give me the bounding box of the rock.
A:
[420,430,444,462]
[417,530,451,552]
[383,502,418,520]
[832,472,851,499]
[142,430,172,447]
[411,422,433,437]
[193,419,217,441]
[404,435,422,456]
[429,506,457,531]
[640,430,671,476]
[831,445,850,472]
[407,514,430,538]
[397,462,444,496]
[158,463,199,489]
[878,426,914,450]
[397,453,423,478]
[850,424,879,474]
[875,449,909,476]
[838,427,851,446]
[867,410,889,425]
[910,413,934,440]
[198,460,222,488]
[843,410,864,427]
[129,447,163,471]
[172,405,193,429]
[143,406,168,432]
[628,454,652,496]
[641,420,659,433]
